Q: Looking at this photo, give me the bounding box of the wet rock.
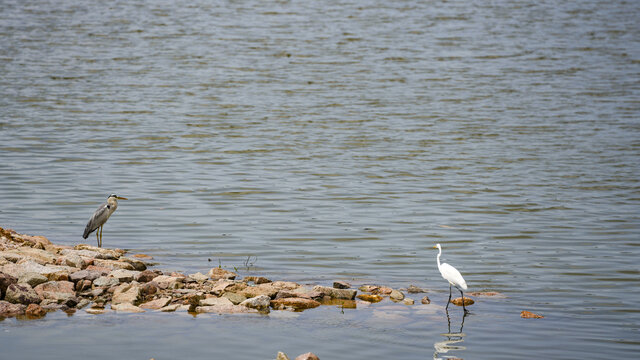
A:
[93,276,120,288]
[275,289,311,300]
[111,303,145,313]
[109,269,140,283]
[356,294,383,303]
[76,298,91,309]
[135,270,159,283]
[421,296,431,304]
[317,297,357,309]
[313,286,356,300]
[132,254,153,260]
[195,304,260,314]
[276,352,290,360]
[333,281,351,289]
[6,283,40,305]
[93,259,135,271]
[270,297,321,311]
[85,307,107,315]
[34,281,75,302]
[390,290,405,301]
[69,269,102,283]
[25,303,47,318]
[152,275,184,290]
[140,297,172,310]
[240,294,271,312]
[208,268,237,280]
[407,285,426,293]
[200,296,234,307]
[188,272,209,283]
[0,300,26,316]
[450,297,474,306]
[0,272,18,298]
[468,291,506,298]
[119,257,147,271]
[112,282,141,305]
[243,276,271,284]
[521,310,544,319]
[222,292,247,305]
[294,352,320,360]
[402,298,414,305]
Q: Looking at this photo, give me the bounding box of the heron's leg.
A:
[96,229,99,247]
[446,284,452,310]
[460,289,469,314]
[99,225,103,248]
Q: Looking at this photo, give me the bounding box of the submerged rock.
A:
[294,352,320,360]
[407,285,427,293]
[521,310,544,319]
[389,290,405,301]
[276,352,290,360]
[402,298,414,305]
[356,294,383,303]
[450,297,474,306]
[421,296,431,304]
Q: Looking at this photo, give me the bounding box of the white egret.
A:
[434,243,469,313]
[83,194,128,247]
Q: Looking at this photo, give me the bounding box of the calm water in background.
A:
[1,0,639,358]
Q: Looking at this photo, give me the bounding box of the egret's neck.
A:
[436,247,442,268]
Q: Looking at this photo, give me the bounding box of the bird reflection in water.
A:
[433,310,467,360]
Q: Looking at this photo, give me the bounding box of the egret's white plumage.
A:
[435,243,470,313]
[83,194,127,247]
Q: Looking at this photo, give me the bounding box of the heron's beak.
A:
[116,196,128,200]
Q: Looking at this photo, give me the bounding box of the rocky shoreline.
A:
[1,226,454,321]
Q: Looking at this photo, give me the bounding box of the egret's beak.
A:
[116,196,128,200]
[433,245,438,249]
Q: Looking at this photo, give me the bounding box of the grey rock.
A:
[5,283,40,305]
[18,272,48,287]
[333,281,351,289]
[93,276,120,288]
[240,294,271,312]
[313,286,356,300]
[109,269,140,283]
[222,292,247,305]
[407,285,426,293]
[119,257,147,271]
[69,269,102,283]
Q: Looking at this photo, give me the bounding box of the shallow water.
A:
[1,0,639,358]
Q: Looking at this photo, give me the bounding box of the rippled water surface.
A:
[1,0,639,358]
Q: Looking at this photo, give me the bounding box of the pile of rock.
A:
[0,226,426,319]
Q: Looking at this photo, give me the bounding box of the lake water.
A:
[1,0,639,358]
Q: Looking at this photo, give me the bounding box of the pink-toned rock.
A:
[0,300,25,316]
[270,297,320,311]
[85,265,111,275]
[210,280,235,295]
[132,254,153,260]
[241,283,280,299]
[5,283,40,305]
[151,275,184,290]
[7,248,56,265]
[0,272,17,298]
[275,290,312,300]
[200,296,234,307]
[25,303,47,318]
[521,310,544,319]
[34,281,75,302]
[207,268,237,280]
[140,297,172,310]
[294,352,320,360]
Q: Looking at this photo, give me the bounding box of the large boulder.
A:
[34,281,76,302]
[0,300,26,317]
[270,298,320,311]
[17,272,48,288]
[240,295,271,312]
[313,286,356,300]
[5,283,40,305]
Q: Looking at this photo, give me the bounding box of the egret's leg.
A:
[460,290,469,314]
[446,284,452,310]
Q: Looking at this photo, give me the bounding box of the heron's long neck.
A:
[107,198,118,212]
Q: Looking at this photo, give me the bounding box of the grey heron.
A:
[434,243,469,314]
[83,194,128,247]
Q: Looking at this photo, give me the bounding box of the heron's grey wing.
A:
[83,203,110,238]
